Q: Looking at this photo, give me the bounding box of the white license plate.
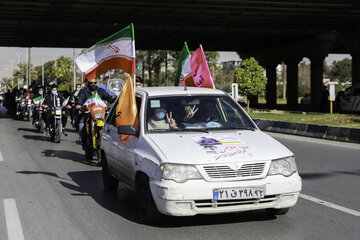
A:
[213,187,265,200]
[55,110,62,115]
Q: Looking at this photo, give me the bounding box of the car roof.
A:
[136,86,226,97]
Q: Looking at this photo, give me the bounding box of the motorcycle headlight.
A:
[268,156,297,177]
[160,163,202,183]
[94,112,103,119]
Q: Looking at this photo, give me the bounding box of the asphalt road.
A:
[0,105,359,240]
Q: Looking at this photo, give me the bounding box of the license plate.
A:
[213,187,265,200]
[55,110,62,115]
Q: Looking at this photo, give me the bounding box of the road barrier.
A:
[254,119,360,144]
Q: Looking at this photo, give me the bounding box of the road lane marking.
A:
[4,199,25,240]
[0,150,3,161]
[300,193,360,217]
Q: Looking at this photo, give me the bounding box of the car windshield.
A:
[146,95,256,133]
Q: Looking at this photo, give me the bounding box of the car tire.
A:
[267,208,289,216]
[102,154,118,191]
[136,174,162,223]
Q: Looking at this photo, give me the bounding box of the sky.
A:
[0,47,351,80]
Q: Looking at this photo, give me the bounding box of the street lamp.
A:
[9,60,15,87]
[15,52,23,66]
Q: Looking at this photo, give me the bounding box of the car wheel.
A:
[136,174,162,223]
[102,154,118,191]
[267,208,289,216]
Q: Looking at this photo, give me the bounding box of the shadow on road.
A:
[16,170,71,181]
[41,149,98,166]
[23,134,49,142]
[18,127,38,133]
[59,170,276,227]
[299,173,333,180]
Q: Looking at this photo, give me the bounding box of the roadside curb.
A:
[254,119,360,144]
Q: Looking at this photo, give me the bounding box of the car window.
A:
[106,100,118,126]
[145,95,255,133]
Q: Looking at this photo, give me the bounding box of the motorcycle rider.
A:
[32,85,46,126]
[21,86,35,116]
[43,84,69,137]
[69,83,82,127]
[75,77,115,148]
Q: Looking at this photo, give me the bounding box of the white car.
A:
[101,87,302,222]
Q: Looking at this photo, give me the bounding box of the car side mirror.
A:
[118,125,139,136]
[253,119,270,131]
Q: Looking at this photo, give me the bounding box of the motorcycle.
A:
[33,104,45,133]
[15,98,24,119]
[83,103,107,165]
[45,97,63,143]
[23,99,32,122]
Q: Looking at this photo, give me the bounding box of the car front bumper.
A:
[150,173,302,216]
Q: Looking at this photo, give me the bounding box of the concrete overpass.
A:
[1,0,360,111]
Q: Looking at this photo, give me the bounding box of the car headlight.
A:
[94,112,103,119]
[160,163,202,183]
[268,156,297,177]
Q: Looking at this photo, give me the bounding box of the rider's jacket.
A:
[75,86,115,106]
[43,93,64,108]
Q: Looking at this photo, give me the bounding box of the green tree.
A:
[234,57,267,111]
[330,58,352,83]
[50,56,74,91]
[13,63,38,85]
[1,77,13,88]
[34,60,55,86]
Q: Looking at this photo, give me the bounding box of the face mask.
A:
[76,88,80,91]
[38,91,43,95]
[155,108,166,120]
[88,84,97,91]
[51,90,57,95]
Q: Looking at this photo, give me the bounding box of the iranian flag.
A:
[62,97,70,107]
[33,96,43,106]
[75,24,136,80]
[175,42,193,86]
[83,92,107,108]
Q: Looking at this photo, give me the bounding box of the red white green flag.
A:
[83,92,107,108]
[75,24,136,80]
[175,42,193,86]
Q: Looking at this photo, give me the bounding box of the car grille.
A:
[203,163,266,179]
[194,195,277,208]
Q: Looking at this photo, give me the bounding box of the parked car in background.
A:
[300,93,311,105]
[101,87,302,222]
[336,84,360,113]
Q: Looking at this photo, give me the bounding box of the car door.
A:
[350,87,360,112]
[112,95,143,188]
[102,101,120,175]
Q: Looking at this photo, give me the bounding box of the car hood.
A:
[147,130,292,165]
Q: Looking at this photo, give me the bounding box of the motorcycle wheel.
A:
[96,149,102,166]
[55,124,61,143]
[27,109,31,122]
[85,140,94,161]
[39,121,44,134]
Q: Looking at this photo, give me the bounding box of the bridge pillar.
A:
[286,59,300,109]
[352,52,360,85]
[310,56,325,112]
[265,62,277,109]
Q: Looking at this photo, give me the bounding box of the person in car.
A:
[148,108,177,131]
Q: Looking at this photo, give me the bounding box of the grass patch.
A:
[249,111,360,128]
